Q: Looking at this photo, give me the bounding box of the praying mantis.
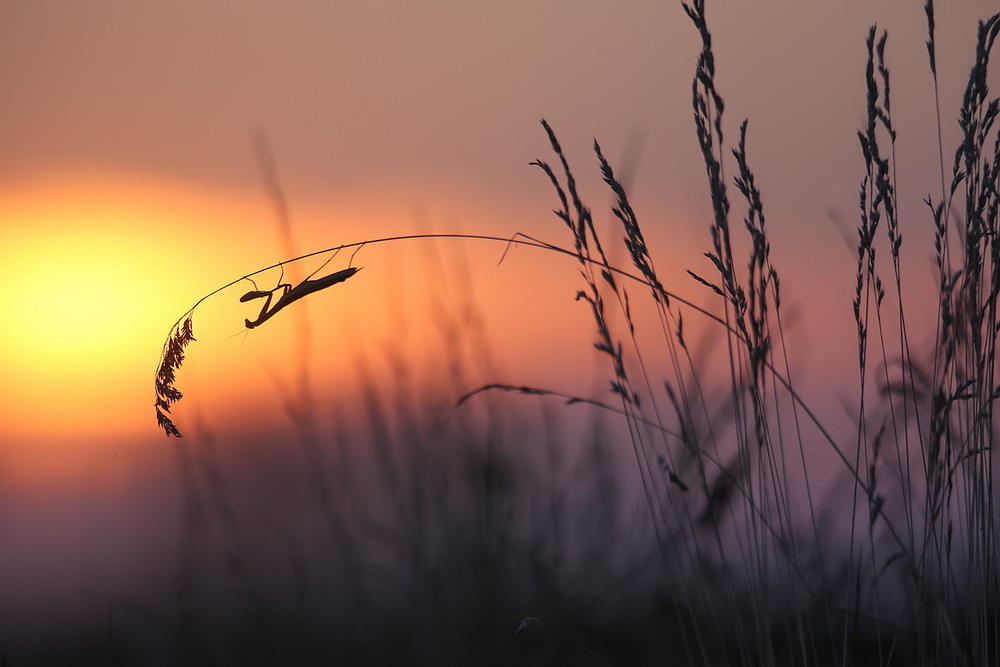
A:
[240,263,361,329]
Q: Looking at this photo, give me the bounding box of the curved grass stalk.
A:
[153,231,866,487]
[154,232,725,437]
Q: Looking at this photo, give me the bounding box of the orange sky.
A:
[0,1,995,487]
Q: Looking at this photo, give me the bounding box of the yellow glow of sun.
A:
[0,225,179,436]
[5,233,156,366]
[0,175,275,439]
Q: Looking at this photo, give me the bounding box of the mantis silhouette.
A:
[240,262,361,329]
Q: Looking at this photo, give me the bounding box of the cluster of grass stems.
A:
[151,1,1000,664]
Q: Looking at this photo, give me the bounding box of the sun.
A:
[0,175,268,438]
[0,219,170,429]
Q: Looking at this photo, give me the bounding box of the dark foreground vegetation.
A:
[139,1,1000,664]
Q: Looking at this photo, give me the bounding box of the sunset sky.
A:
[3,1,1000,661]
[0,0,994,476]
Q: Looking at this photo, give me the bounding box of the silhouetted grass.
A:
[147,1,1000,665]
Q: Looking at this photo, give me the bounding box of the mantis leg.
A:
[244,284,292,329]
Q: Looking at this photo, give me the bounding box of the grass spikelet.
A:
[595,139,665,304]
[154,316,195,437]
